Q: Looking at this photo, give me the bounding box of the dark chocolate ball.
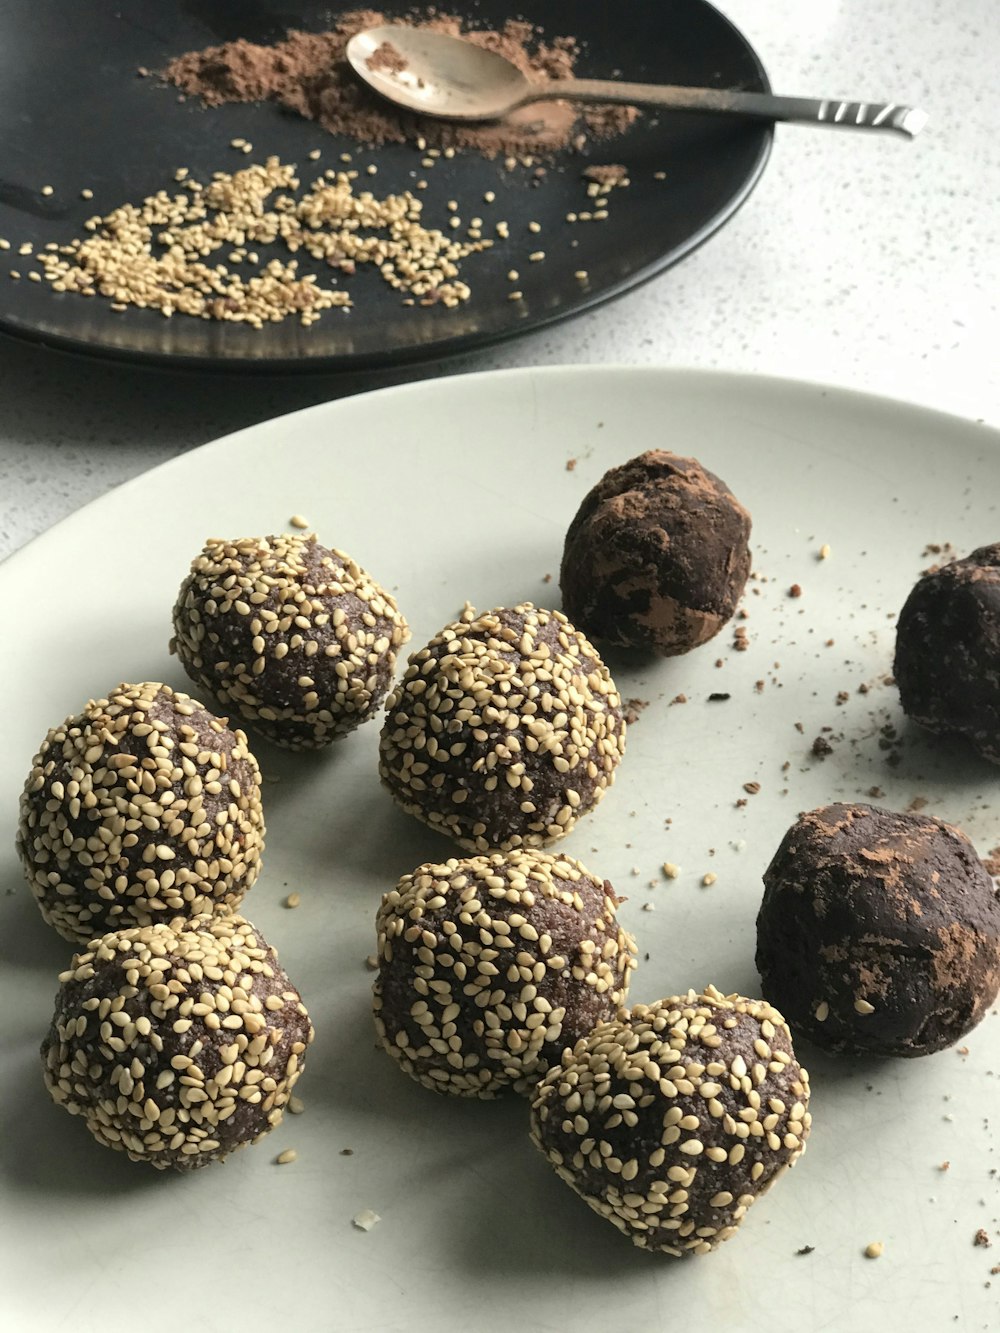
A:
[560,450,751,655]
[756,803,1000,1057]
[171,533,409,750]
[378,602,625,852]
[17,682,265,944]
[895,544,1000,763]
[530,987,811,1256]
[373,850,636,1097]
[41,915,313,1169]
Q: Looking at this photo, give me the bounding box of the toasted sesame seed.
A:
[41,185,54,197]
[702,872,717,887]
[507,269,519,281]
[528,250,545,262]
[275,1148,298,1165]
[814,1000,830,1022]
[80,188,94,200]
[662,862,681,879]
[819,544,831,559]
[528,221,541,233]
[289,513,310,529]
[288,1095,305,1114]
[308,148,322,160]
[284,892,301,909]
[865,1240,884,1258]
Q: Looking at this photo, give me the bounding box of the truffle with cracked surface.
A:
[530,986,811,1256]
[41,914,313,1170]
[378,602,625,852]
[374,849,636,1097]
[756,803,1000,1057]
[17,682,264,945]
[560,450,751,655]
[895,544,1000,763]
[171,533,409,750]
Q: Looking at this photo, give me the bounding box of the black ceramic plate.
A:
[0,1,771,371]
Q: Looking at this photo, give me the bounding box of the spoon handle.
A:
[530,79,927,138]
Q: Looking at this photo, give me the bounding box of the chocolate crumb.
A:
[340,1148,354,1156]
[983,846,1000,877]
[743,781,761,795]
[796,1245,816,1256]
[565,457,577,471]
[669,693,687,706]
[624,697,649,725]
[789,584,802,598]
[869,786,885,799]
[975,1229,992,1248]
[708,692,731,702]
[542,572,553,583]
[811,736,834,757]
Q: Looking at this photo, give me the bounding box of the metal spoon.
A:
[346,25,927,139]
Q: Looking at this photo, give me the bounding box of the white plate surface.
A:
[2,367,1000,1332]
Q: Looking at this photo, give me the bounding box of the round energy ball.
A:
[171,533,410,749]
[895,544,1000,763]
[756,803,1000,1057]
[560,450,752,656]
[378,603,625,852]
[530,987,811,1256]
[17,682,265,945]
[41,914,313,1170]
[373,850,637,1096]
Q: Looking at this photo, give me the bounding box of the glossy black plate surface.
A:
[0,1,771,371]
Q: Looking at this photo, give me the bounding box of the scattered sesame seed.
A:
[508,290,523,301]
[654,170,667,180]
[574,270,589,280]
[275,1148,298,1165]
[507,269,519,281]
[702,872,718,887]
[366,164,378,175]
[642,901,656,912]
[528,250,545,262]
[814,1000,830,1022]
[496,220,510,238]
[231,137,246,148]
[0,239,9,250]
[352,1209,381,1231]
[854,998,876,1015]
[864,1241,884,1259]
[41,185,54,197]
[288,1095,305,1114]
[19,242,32,255]
[819,544,831,559]
[308,148,322,160]
[528,221,541,233]
[80,188,94,200]
[289,513,310,529]
[284,892,301,909]
[483,190,495,203]
[662,862,681,879]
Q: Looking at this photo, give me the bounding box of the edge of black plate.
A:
[0,3,772,376]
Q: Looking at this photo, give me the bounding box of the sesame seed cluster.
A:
[373,850,637,1097]
[17,682,264,944]
[529,986,812,1256]
[31,157,491,325]
[42,915,313,1170]
[171,533,409,749]
[378,602,625,852]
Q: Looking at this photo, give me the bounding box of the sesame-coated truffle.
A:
[530,987,811,1256]
[894,544,1000,763]
[756,803,1000,1057]
[560,450,752,656]
[373,850,637,1097]
[378,603,625,852]
[17,682,265,945]
[171,533,409,749]
[41,914,313,1170]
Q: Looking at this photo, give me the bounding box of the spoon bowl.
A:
[347,24,927,138]
[346,26,533,122]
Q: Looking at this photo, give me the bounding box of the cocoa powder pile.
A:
[162,10,636,159]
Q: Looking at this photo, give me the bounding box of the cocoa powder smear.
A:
[162,10,636,158]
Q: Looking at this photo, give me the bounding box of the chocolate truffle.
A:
[171,533,409,749]
[378,603,625,852]
[560,450,751,655]
[530,987,811,1256]
[895,544,1000,763]
[17,682,265,945]
[42,914,313,1170]
[373,849,636,1096]
[756,803,1000,1057]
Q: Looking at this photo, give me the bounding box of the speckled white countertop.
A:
[1,0,997,560]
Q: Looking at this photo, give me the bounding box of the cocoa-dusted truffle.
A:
[17,682,264,944]
[895,544,1000,763]
[373,850,636,1097]
[378,603,625,852]
[530,987,811,1256]
[42,914,313,1169]
[756,803,1000,1057]
[560,450,751,655]
[171,533,409,749]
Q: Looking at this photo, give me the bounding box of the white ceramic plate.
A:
[2,367,999,1333]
